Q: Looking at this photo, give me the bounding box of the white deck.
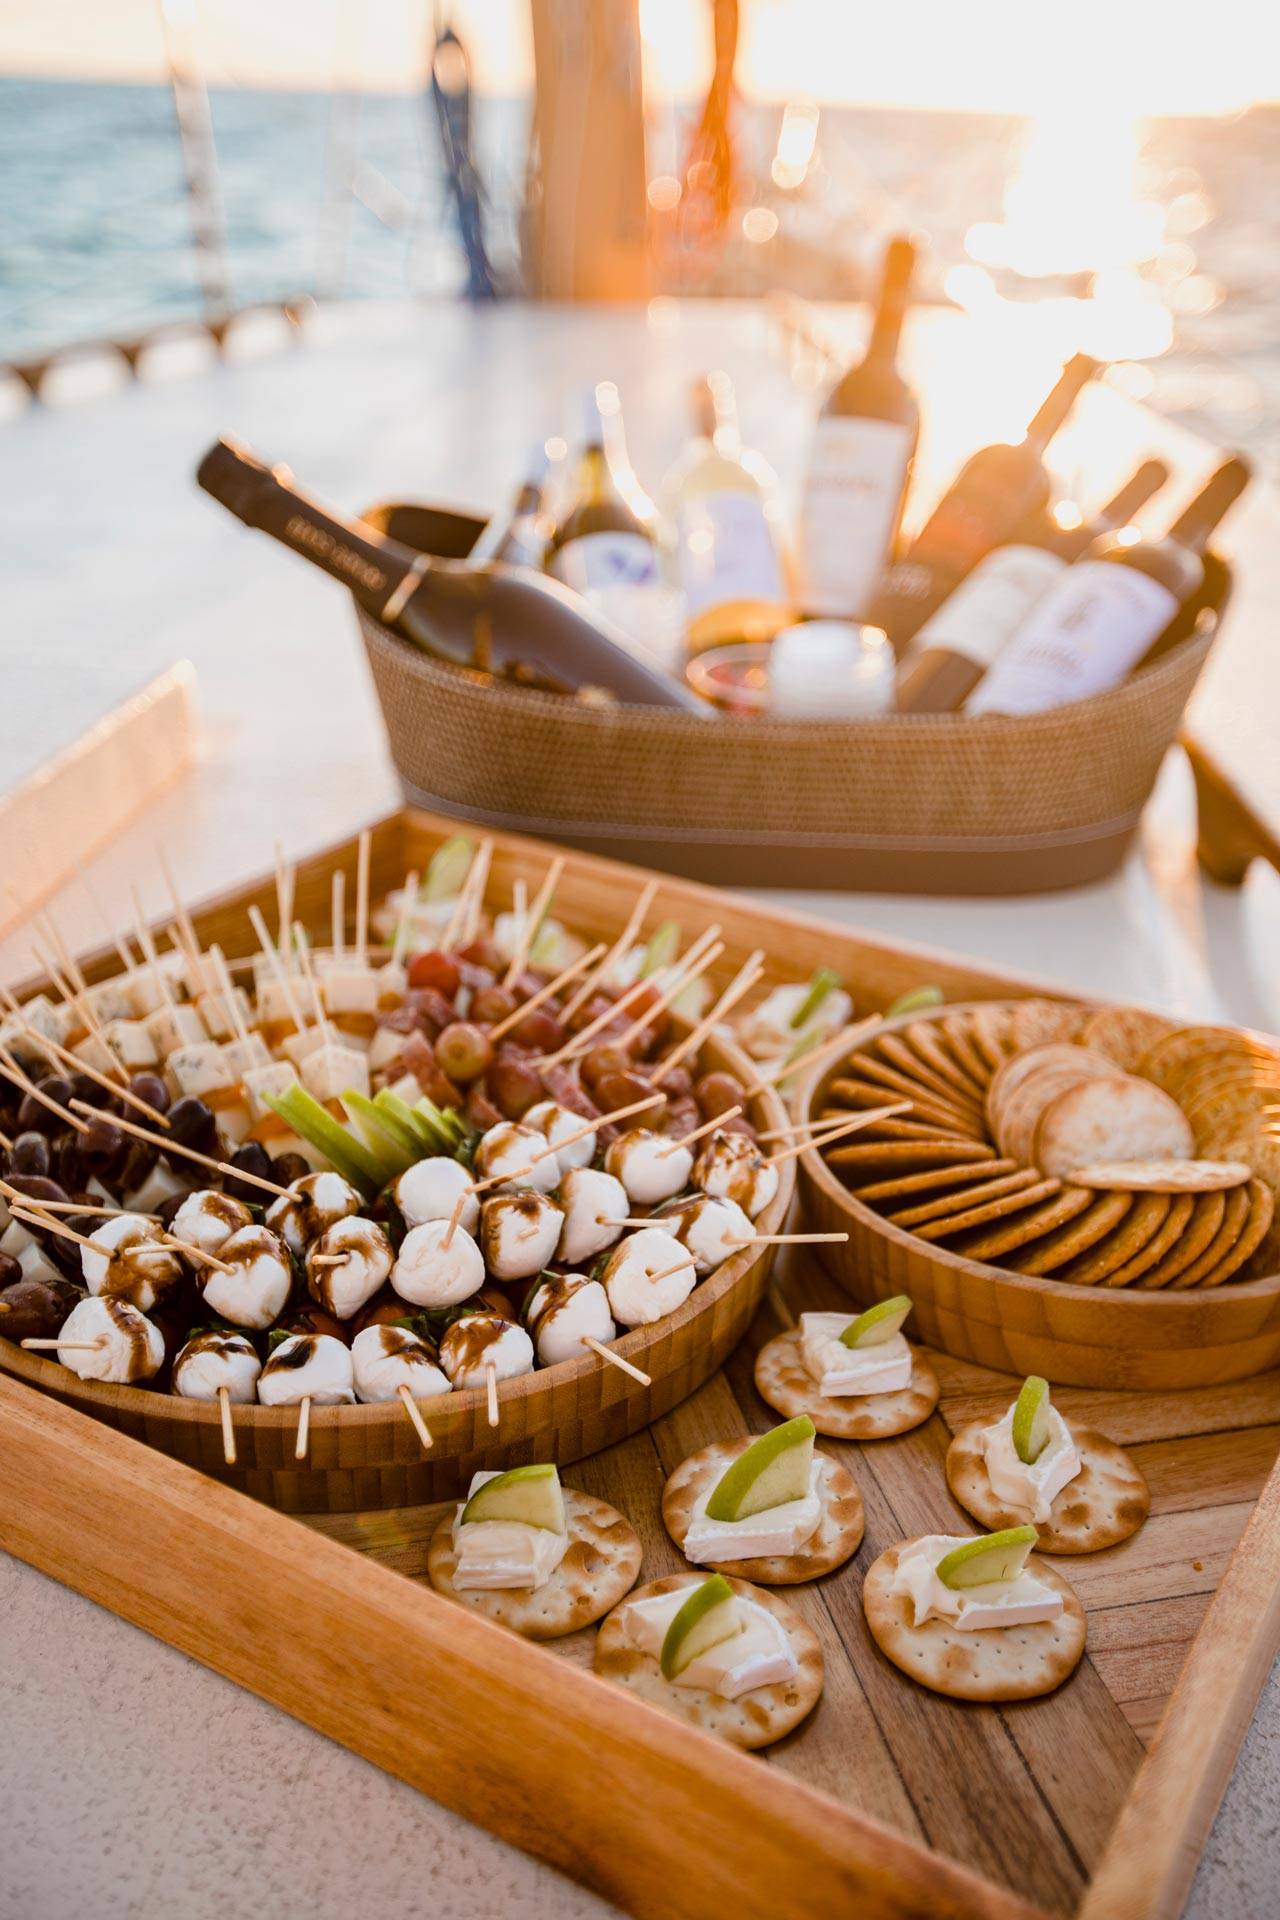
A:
[1,297,1278,1919]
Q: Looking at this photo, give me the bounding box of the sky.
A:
[2,0,1277,114]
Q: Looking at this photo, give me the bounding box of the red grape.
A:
[407,950,461,998]
[435,1021,494,1084]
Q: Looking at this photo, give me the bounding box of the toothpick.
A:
[218,1384,237,1465]
[0,988,170,1127]
[295,1396,312,1461]
[764,1107,906,1166]
[486,942,607,1043]
[744,1015,882,1097]
[645,1256,695,1286]
[355,828,372,965]
[560,879,659,1026]
[462,840,494,948]
[32,943,106,1051]
[652,950,767,1083]
[440,839,487,952]
[539,972,658,1069]
[292,923,334,1048]
[1,1193,160,1222]
[503,856,565,988]
[615,938,725,1051]
[21,1337,106,1353]
[156,845,201,972]
[484,1360,499,1428]
[160,1234,234,1274]
[658,1105,743,1158]
[37,911,92,1002]
[398,1382,434,1450]
[249,905,308,1033]
[742,1231,850,1246]
[331,869,345,958]
[274,841,295,958]
[0,1046,91,1134]
[308,1252,350,1268]
[9,1206,109,1254]
[581,1335,651,1385]
[392,873,420,968]
[212,946,254,1055]
[129,890,179,1019]
[76,861,139,977]
[67,1099,292,1197]
[755,1115,871,1143]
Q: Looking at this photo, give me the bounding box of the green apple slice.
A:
[936,1526,1038,1590]
[886,984,944,1018]
[790,968,841,1030]
[344,1090,421,1166]
[704,1415,815,1522]
[424,834,475,902]
[1012,1375,1053,1465]
[839,1294,913,1349]
[264,1083,384,1197]
[640,920,681,977]
[659,1574,741,1679]
[461,1464,566,1533]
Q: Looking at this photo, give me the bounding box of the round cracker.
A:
[1213,1134,1280,1274]
[593,1574,824,1749]
[853,1158,1021,1205]
[945,1420,1149,1553]
[1195,1180,1275,1287]
[904,1021,988,1103]
[969,1004,1015,1073]
[1000,1061,1127,1165]
[1067,1158,1251,1193]
[863,1541,1086,1701]
[939,1014,998,1091]
[1079,1006,1176,1072]
[914,1178,1064,1242]
[1137,1189,1228,1288]
[828,1075,979,1134]
[1168,1182,1253,1291]
[427,1489,642,1640]
[987,1045,1112,1142]
[661,1442,863,1583]
[1010,999,1091,1050]
[954,1185,1094,1262]
[1054,1192,1172,1286]
[845,1051,975,1118]
[887,1167,1047,1230]
[878,1035,984,1120]
[1100,1193,1195,1288]
[826,1139,996,1173]
[821,1112,976,1147]
[1034,1077,1193,1180]
[1011,1192,1135,1277]
[753,1330,939,1439]
[1138,1026,1258,1092]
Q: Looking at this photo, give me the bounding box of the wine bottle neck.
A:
[206,451,410,610]
[1097,459,1169,532]
[865,240,915,364]
[1023,354,1098,455]
[1166,457,1251,554]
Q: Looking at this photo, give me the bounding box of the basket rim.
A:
[0,1027,795,1438]
[793,1003,1280,1313]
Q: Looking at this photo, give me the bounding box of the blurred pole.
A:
[155,0,232,320]
[527,0,649,300]
[317,2,365,300]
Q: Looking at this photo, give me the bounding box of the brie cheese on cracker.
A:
[799,1312,913,1398]
[981,1405,1081,1524]
[622,1587,798,1697]
[451,1470,570,1592]
[890,1533,1063,1632]
[683,1459,824,1565]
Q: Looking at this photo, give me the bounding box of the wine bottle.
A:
[967,455,1250,717]
[895,458,1169,714]
[196,437,703,711]
[870,353,1100,649]
[469,443,552,568]
[546,383,663,586]
[796,235,919,619]
[663,371,793,656]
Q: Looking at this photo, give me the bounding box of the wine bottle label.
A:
[910,544,1066,672]
[798,417,913,616]
[967,561,1180,716]
[677,491,785,617]
[548,530,660,595]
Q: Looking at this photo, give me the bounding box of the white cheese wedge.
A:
[145,1003,206,1056]
[301,1041,369,1103]
[242,1061,298,1121]
[223,1032,273,1077]
[195,987,253,1042]
[84,978,137,1025]
[450,1470,569,1591]
[683,1459,824,1565]
[256,974,322,1028]
[169,1040,236,1100]
[799,1314,914,1398]
[316,965,380,1018]
[980,1406,1081,1524]
[889,1534,1064,1632]
[622,1588,797,1697]
[101,1017,160,1071]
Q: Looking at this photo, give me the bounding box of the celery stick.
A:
[640,921,681,977]
[790,968,841,1030]
[264,1085,384,1197]
[344,1090,420,1171]
[887,984,944,1018]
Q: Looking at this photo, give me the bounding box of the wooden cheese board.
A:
[3,811,1280,1920]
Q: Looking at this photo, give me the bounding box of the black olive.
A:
[68,1072,118,1114]
[223,1141,274,1208]
[117,1138,159,1197]
[128,1072,170,1117]
[270,1152,311,1188]
[17,1075,76,1139]
[7,1131,52,1180]
[164,1096,219,1163]
[0,1270,84,1345]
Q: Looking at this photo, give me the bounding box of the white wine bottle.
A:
[470,443,552,568]
[663,371,793,657]
[796,235,919,619]
[968,456,1250,716]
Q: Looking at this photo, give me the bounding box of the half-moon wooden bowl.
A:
[3,1027,792,1511]
[794,1006,1280,1391]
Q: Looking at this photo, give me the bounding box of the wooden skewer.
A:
[744,1015,882,1096]
[443,836,493,952]
[75,861,140,977]
[331,869,345,958]
[37,911,93,1003]
[651,951,766,1083]
[392,872,420,968]
[484,1360,499,1428]
[67,1099,293,1198]
[33,944,108,1054]
[295,1396,312,1461]
[742,1231,851,1246]
[156,844,202,975]
[540,972,659,1069]
[560,879,659,1026]
[754,1115,867,1143]
[355,828,372,965]
[308,1252,350,1268]
[130,889,181,1018]
[763,1107,906,1166]
[274,841,296,958]
[249,905,308,1033]
[1,1195,161,1222]
[0,1046,91,1134]
[9,1206,115,1255]
[462,840,493,947]
[160,1235,234,1274]
[438,847,476,953]
[644,1256,696,1286]
[217,1384,237,1465]
[292,923,335,1048]
[398,1382,434,1450]
[0,986,171,1126]
[21,1337,106,1353]
[212,947,255,1055]
[503,855,565,988]
[581,1335,651,1385]
[486,942,607,1043]
[658,1105,743,1158]
[615,938,726,1051]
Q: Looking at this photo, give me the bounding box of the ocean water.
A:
[3,78,1278,465]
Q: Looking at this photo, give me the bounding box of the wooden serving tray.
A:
[4,812,1280,1919]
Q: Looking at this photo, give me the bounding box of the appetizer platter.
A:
[4,811,1280,1920]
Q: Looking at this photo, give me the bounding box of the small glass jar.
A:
[686,622,895,718]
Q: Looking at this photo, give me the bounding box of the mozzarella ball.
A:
[266,1170,363,1257]
[438,1313,534,1389]
[480,1191,564,1283]
[172,1329,261,1403]
[603,1129,693,1206]
[54,1295,165,1384]
[556,1167,629,1267]
[525,1274,616,1368]
[352,1324,451,1403]
[473,1121,559,1194]
[305,1216,394,1320]
[598,1226,696,1327]
[392,1218,484,1308]
[80,1213,182,1314]
[258,1332,354,1406]
[661,1194,754,1274]
[692,1130,779,1218]
[522,1100,595,1174]
[171,1189,254,1258]
[202,1224,293,1331]
[393,1156,478,1234]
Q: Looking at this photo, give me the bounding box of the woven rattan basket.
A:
[356,501,1229,896]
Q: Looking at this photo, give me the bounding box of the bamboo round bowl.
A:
[1,1033,793,1512]
[794,1007,1280,1391]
